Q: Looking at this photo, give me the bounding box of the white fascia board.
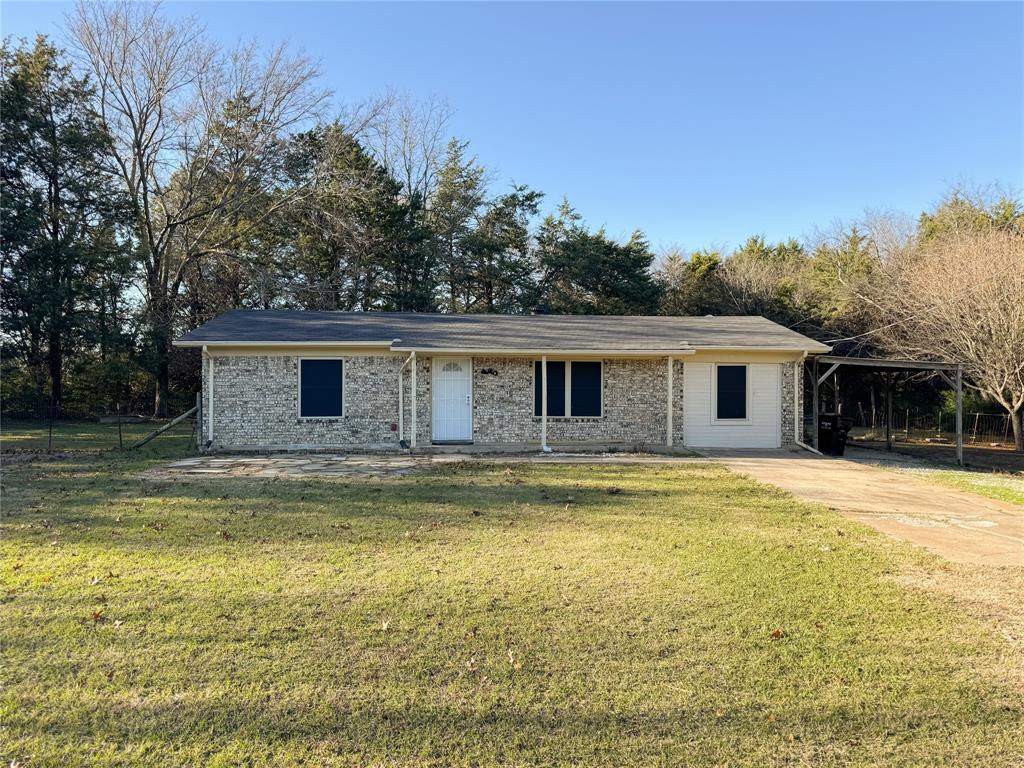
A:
[693,344,832,353]
[389,347,697,356]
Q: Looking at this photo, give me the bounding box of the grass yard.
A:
[2,419,196,453]
[918,468,1024,507]
[2,443,1023,766]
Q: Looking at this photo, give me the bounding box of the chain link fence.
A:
[1,395,199,452]
[849,409,1015,448]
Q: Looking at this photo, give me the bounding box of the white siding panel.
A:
[684,362,781,448]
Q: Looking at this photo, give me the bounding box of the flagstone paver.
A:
[144,450,702,480]
[147,453,447,479]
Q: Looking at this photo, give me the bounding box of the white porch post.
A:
[541,355,548,451]
[666,356,674,447]
[410,351,417,449]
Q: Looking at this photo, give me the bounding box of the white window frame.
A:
[712,363,750,424]
[297,357,346,420]
[532,359,604,418]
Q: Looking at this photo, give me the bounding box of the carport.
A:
[810,355,964,466]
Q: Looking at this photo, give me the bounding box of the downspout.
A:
[397,350,414,448]
[794,355,822,455]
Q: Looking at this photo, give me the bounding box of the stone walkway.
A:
[146,450,702,480]
[152,454,435,479]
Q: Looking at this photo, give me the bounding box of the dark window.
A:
[716,365,747,420]
[571,362,602,416]
[534,361,566,416]
[300,359,343,417]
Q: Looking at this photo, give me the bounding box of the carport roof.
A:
[174,310,831,353]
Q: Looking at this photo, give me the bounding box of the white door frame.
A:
[431,356,473,442]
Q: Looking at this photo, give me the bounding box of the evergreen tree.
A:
[656,247,725,315]
[430,138,486,312]
[463,185,543,313]
[1,37,128,413]
[718,236,809,325]
[918,187,1024,241]
[536,200,662,315]
[281,124,435,312]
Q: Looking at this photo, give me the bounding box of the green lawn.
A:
[2,419,197,452]
[918,468,1024,507]
[2,445,1022,766]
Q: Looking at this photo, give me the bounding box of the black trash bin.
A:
[818,414,853,456]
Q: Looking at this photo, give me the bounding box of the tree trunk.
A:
[1012,407,1023,453]
[154,355,171,418]
[152,317,172,417]
[47,333,63,419]
[148,282,173,417]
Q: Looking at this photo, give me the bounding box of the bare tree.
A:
[364,91,451,204]
[871,229,1024,450]
[69,1,328,414]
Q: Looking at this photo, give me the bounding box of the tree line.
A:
[2,2,1022,449]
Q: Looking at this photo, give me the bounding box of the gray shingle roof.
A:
[175,310,830,352]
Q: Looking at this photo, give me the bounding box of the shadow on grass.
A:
[4,455,1024,765]
[2,463,745,552]
[2,456,761,548]
[6,684,1021,764]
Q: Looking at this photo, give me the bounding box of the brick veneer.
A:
[200,354,797,451]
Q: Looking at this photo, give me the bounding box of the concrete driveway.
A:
[701,447,1024,567]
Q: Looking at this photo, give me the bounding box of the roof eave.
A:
[694,344,832,353]
[173,339,399,348]
[389,346,697,356]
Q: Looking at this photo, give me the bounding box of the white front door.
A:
[432,357,473,442]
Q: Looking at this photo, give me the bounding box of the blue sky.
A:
[3,1,1022,252]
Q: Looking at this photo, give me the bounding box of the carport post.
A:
[884,373,893,453]
[812,357,820,450]
[955,363,964,466]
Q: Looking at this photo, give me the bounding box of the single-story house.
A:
[174,311,831,452]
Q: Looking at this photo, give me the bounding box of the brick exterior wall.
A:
[200,352,798,451]
[780,360,800,446]
[672,358,686,446]
[203,355,406,450]
[471,357,672,448]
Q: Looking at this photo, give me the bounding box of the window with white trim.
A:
[534,360,602,417]
[715,364,747,420]
[299,359,344,417]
